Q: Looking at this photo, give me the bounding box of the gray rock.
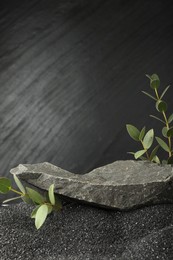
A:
[10,160,173,210]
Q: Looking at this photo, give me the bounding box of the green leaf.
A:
[21,195,32,204]
[126,124,140,141]
[150,74,160,89]
[139,155,148,160]
[47,204,53,214]
[160,85,170,99]
[3,196,22,204]
[127,152,135,155]
[156,137,170,152]
[31,205,40,219]
[26,187,45,204]
[142,91,157,101]
[139,126,146,141]
[162,126,168,138]
[134,150,146,159]
[35,204,49,229]
[143,129,154,149]
[48,184,55,205]
[150,145,159,161]
[156,100,167,113]
[152,155,160,164]
[167,127,173,137]
[13,174,26,194]
[150,115,165,124]
[0,178,11,194]
[168,113,173,124]
[146,74,151,80]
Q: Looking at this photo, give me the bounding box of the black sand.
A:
[1,202,173,259]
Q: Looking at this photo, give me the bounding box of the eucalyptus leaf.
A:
[126,124,140,141]
[139,155,148,160]
[156,137,170,152]
[168,113,173,124]
[47,205,53,214]
[139,126,146,141]
[150,115,165,124]
[48,184,55,205]
[127,74,173,165]
[156,100,167,113]
[167,127,173,137]
[150,74,160,89]
[35,204,49,229]
[3,196,22,204]
[13,174,26,194]
[0,178,11,194]
[134,150,146,159]
[22,195,32,204]
[127,152,135,155]
[31,204,53,218]
[160,85,170,99]
[31,205,40,219]
[0,174,63,230]
[152,155,160,164]
[145,74,151,80]
[143,129,154,149]
[142,91,157,101]
[150,145,159,161]
[162,126,168,138]
[26,187,45,204]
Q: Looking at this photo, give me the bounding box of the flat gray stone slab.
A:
[10,160,173,210]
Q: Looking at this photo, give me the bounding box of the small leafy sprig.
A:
[0,175,62,229]
[126,74,173,164]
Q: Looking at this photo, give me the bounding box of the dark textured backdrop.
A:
[0,0,173,182]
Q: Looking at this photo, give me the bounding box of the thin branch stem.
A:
[155,89,172,157]
[10,188,23,196]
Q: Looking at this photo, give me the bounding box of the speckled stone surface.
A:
[0,202,173,259]
[10,161,173,210]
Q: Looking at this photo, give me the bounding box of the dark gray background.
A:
[0,0,173,181]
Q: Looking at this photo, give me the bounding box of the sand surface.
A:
[0,202,173,259]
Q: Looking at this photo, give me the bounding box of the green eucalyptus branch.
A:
[126,74,173,164]
[0,175,62,229]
